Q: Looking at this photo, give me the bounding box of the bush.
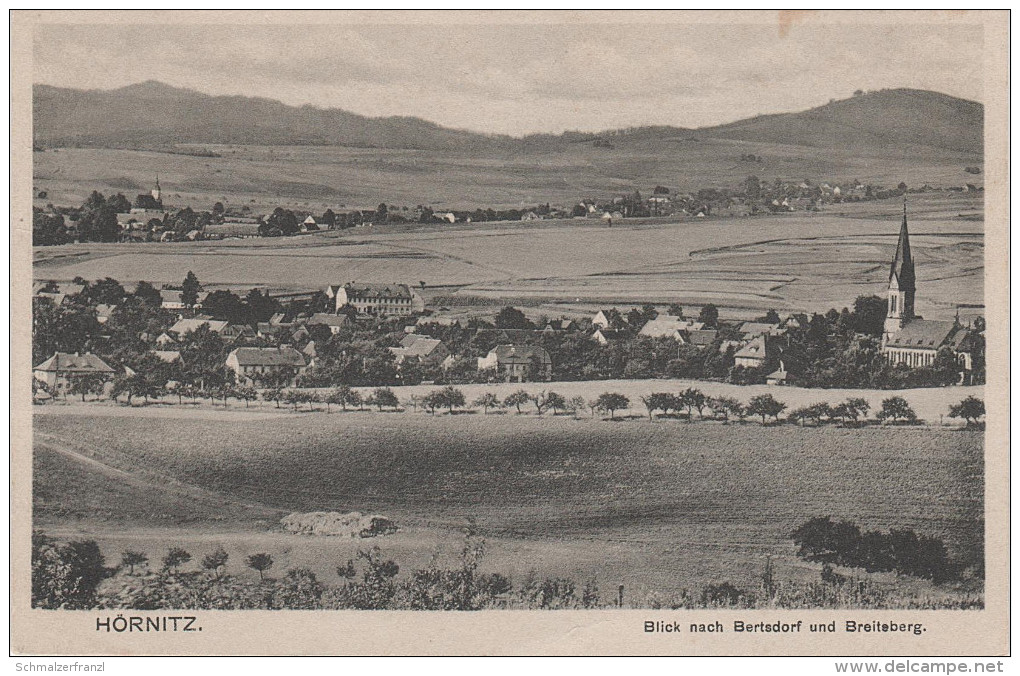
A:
[32,533,110,609]
[791,517,959,582]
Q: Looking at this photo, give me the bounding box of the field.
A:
[33,191,983,321]
[34,404,984,603]
[31,137,981,213]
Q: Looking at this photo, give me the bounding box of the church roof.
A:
[889,202,915,292]
[885,319,955,350]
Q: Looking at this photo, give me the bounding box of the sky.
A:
[33,21,984,136]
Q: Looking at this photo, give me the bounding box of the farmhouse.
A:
[738,321,784,340]
[639,316,705,340]
[592,328,629,346]
[160,289,208,310]
[170,317,229,336]
[33,351,116,393]
[477,344,553,382]
[388,334,449,364]
[678,329,718,347]
[225,347,307,386]
[880,203,981,380]
[221,324,257,342]
[734,334,782,369]
[329,283,420,316]
[152,350,182,364]
[307,313,351,334]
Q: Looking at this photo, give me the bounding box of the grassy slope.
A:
[34,409,983,596]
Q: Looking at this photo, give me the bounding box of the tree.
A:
[421,390,443,415]
[504,390,531,414]
[161,547,192,573]
[246,553,274,581]
[120,550,148,575]
[698,304,719,328]
[747,394,786,425]
[667,303,684,318]
[263,386,284,409]
[595,392,629,419]
[107,193,132,214]
[473,392,501,414]
[439,386,465,412]
[709,396,742,422]
[948,396,985,427]
[877,396,917,424]
[266,207,299,235]
[201,546,229,579]
[852,295,887,337]
[567,397,591,418]
[68,373,107,402]
[641,392,673,421]
[181,271,201,308]
[372,387,400,411]
[494,306,531,330]
[236,386,258,408]
[76,191,120,242]
[788,406,812,427]
[841,397,871,424]
[133,280,163,307]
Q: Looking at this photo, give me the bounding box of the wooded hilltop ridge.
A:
[34,82,982,156]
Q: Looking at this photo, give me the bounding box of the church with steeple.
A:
[881,201,980,380]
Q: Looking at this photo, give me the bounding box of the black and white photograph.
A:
[12,10,1009,658]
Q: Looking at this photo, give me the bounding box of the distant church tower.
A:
[151,174,162,203]
[883,200,916,344]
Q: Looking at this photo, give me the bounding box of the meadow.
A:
[33,191,983,321]
[34,405,983,602]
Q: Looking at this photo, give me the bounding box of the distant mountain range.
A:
[33,80,982,156]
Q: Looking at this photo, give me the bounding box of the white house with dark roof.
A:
[33,352,116,393]
[225,347,307,386]
[477,344,553,382]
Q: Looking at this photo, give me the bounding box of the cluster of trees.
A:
[791,517,964,583]
[33,528,978,611]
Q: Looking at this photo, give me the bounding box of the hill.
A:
[33,80,509,152]
[706,89,982,155]
[34,82,982,157]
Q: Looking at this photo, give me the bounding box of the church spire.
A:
[890,197,915,292]
[883,198,917,343]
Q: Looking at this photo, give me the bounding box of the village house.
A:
[737,321,785,340]
[638,316,705,340]
[477,344,553,382]
[677,328,718,347]
[388,334,449,365]
[221,324,257,343]
[33,351,116,393]
[327,282,422,316]
[170,317,229,337]
[734,334,783,369]
[152,350,183,364]
[160,289,209,310]
[307,313,351,335]
[880,203,980,382]
[591,328,629,346]
[225,346,307,386]
[591,309,626,330]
